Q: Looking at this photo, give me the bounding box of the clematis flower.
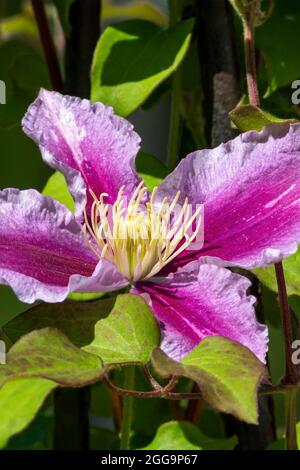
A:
[2,89,300,363]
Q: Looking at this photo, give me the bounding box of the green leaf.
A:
[140,421,237,450]
[6,414,52,450]
[1,296,116,347]
[255,249,300,296]
[142,421,201,450]
[102,0,167,28]
[256,0,300,96]
[0,285,27,329]
[2,294,160,366]
[0,124,51,190]
[83,294,160,365]
[68,292,105,301]
[0,294,159,446]
[136,151,167,190]
[0,327,105,388]
[260,285,282,328]
[229,104,297,132]
[0,377,56,449]
[266,438,285,450]
[152,336,268,424]
[42,171,75,212]
[0,39,49,128]
[91,19,193,116]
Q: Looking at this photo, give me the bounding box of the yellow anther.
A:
[83,183,202,282]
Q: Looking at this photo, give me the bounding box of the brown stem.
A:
[184,382,204,423]
[109,389,123,430]
[275,262,298,385]
[275,262,298,450]
[259,383,298,396]
[31,0,63,92]
[106,370,298,400]
[166,392,203,401]
[285,389,299,450]
[142,365,162,390]
[243,17,259,107]
[105,374,179,399]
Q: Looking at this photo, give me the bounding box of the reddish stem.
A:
[31,0,63,92]
[109,388,123,430]
[275,263,298,385]
[243,17,260,107]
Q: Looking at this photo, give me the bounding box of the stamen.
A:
[83,183,202,282]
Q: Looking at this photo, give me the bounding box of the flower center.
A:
[83,181,202,282]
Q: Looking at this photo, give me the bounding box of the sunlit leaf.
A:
[152,336,268,424]
[42,171,75,212]
[1,296,116,347]
[83,294,160,365]
[2,293,160,365]
[136,151,167,190]
[229,104,297,132]
[91,19,193,116]
[0,378,56,449]
[0,328,105,388]
[102,0,167,28]
[140,421,237,450]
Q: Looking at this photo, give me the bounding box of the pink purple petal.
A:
[0,189,128,303]
[22,89,142,215]
[134,261,268,362]
[156,123,300,270]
